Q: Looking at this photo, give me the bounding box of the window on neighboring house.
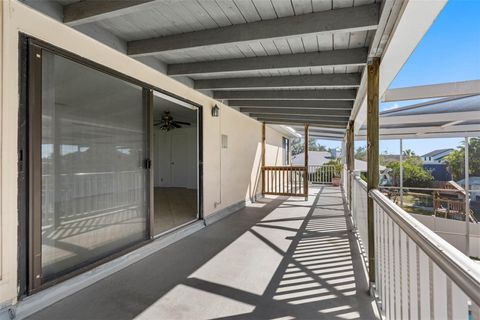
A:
[282,137,290,165]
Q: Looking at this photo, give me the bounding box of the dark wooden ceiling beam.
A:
[128,4,379,56]
[215,89,356,100]
[194,73,361,90]
[167,48,367,76]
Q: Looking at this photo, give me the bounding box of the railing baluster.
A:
[433,264,448,320]
[401,230,409,320]
[418,251,431,319]
[409,239,419,320]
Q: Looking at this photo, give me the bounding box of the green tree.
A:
[387,157,433,188]
[355,146,367,161]
[403,149,416,157]
[291,138,328,155]
[445,138,480,181]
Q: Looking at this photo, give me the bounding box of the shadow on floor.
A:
[27,186,376,320]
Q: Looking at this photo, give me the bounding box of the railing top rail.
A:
[262,166,307,170]
[370,189,480,306]
[380,186,465,193]
[350,171,367,191]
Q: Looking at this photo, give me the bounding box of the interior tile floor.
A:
[154,187,197,235]
[27,186,378,320]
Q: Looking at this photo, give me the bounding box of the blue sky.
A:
[316,0,480,155]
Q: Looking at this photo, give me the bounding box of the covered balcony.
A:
[0,1,479,320]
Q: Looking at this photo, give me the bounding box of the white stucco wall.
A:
[0,0,288,306]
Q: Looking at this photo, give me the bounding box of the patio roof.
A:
[356,94,480,140]
[24,0,411,134]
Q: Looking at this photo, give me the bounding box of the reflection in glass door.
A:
[30,44,149,287]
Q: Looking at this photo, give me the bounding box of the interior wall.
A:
[0,0,289,306]
[153,127,197,189]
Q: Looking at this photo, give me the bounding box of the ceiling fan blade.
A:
[172,123,182,128]
[174,121,191,125]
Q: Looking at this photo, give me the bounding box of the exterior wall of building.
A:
[265,126,288,167]
[0,0,287,306]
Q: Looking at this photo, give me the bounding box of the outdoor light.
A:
[211,104,220,117]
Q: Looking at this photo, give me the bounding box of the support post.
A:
[465,136,470,255]
[400,138,404,207]
[262,122,266,195]
[347,120,355,209]
[367,57,380,288]
[304,123,309,200]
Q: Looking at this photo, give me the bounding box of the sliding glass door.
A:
[29,43,150,288]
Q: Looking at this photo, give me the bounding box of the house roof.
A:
[292,151,332,166]
[422,148,454,158]
[457,177,480,186]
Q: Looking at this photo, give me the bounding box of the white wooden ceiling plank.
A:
[310,66,324,74]
[333,32,350,50]
[301,34,320,52]
[287,37,306,54]
[233,0,262,22]
[179,1,219,30]
[333,0,354,9]
[248,42,268,56]
[215,0,247,24]
[349,30,368,48]
[317,33,333,51]
[259,39,280,55]
[272,38,293,55]
[251,0,278,20]
[270,0,295,18]
[196,0,232,27]
[155,2,204,32]
[220,44,246,59]
[312,0,332,11]
[322,66,334,74]
[235,43,257,57]
[291,0,313,15]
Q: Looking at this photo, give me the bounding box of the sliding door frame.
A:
[19,34,204,295]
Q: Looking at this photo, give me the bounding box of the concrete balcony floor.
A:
[27,186,378,320]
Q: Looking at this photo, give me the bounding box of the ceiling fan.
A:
[154,111,191,131]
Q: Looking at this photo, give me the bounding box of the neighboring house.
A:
[421,148,454,164]
[457,177,480,201]
[292,151,333,172]
[423,163,452,181]
[420,149,454,182]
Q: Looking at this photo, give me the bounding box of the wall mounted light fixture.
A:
[211,104,220,117]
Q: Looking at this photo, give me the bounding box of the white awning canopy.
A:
[355,94,480,140]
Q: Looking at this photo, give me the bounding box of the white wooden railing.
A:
[348,171,480,320]
[351,173,369,260]
[308,165,336,184]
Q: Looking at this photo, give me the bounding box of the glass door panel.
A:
[39,50,148,282]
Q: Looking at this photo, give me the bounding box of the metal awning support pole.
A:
[304,123,309,201]
[261,122,266,196]
[367,57,380,290]
[347,120,355,209]
[465,136,470,255]
[400,138,404,207]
